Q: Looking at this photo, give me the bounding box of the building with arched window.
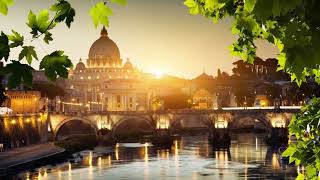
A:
[64,27,149,112]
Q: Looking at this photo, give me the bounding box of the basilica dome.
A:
[75,59,86,70]
[88,27,121,67]
[123,58,133,69]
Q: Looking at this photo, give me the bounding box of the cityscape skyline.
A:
[0,0,278,78]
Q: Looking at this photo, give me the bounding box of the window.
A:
[129,97,133,103]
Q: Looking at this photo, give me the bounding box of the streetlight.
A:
[71,98,75,112]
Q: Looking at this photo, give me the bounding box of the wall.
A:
[5,91,42,114]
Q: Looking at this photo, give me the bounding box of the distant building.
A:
[4,90,44,113]
[192,89,213,109]
[254,95,269,107]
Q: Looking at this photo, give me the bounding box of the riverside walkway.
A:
[0,143,65,171]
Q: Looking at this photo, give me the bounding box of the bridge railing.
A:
[49,106,302,116]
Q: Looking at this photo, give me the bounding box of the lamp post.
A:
[71,98,75,112]
[244,96,247,109]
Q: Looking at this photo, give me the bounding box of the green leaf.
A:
[282,145,296,157]
[18,46,38,64]
[8,30,23,48]
[27,10,55,38]
[5,60,34,88]
[40,51,72,81]
[244,0,256,12]
[184,0,199,15]
[50,0,75,28]
[295,173,304,180]
[44,31,53,44]
[111,0,127,6]
[306,166,316,178]
[0,0,13,15]
[0,32,10,61]
[89,2,113,28]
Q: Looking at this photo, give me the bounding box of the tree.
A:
[161,91,191,110]
[184,0,320,179]
[184,0,320,85]
[31,82,65,99]
[0,0,126,104]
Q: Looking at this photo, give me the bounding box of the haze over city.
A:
[1,1,319,179]
[0,0,278,78]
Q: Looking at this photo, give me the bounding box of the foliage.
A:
[19,46,38,64]
[0,0,13,15]
[2,60,34,88]
[161,92,191,110]
[184,1,320,179]
[50,0,75,28]
[0,0,126,92]
[184,0,320,85]
[90,2,113,28]
[31,82,65,99]
[40,51,72,81]
[282,98,320,179]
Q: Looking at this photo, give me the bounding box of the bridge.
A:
[49,106,301,141]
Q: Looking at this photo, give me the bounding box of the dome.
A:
[88,27,121,67]
[123,58,133,69]
[75,59,86,70]
[195,72,213,80]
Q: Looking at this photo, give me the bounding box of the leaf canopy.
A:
[2,60,34,88]
[184,0,320,85]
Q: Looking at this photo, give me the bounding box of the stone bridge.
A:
[49,106,301,140]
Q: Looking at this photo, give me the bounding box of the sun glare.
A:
[153,70,164,79]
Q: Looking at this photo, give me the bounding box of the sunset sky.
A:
[0,0,278,78]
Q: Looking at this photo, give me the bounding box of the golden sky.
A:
[0,0,278,78]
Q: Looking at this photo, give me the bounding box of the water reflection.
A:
[16,133,297,180]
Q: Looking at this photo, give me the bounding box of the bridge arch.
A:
[229,113,272,133]
[54,117,98,140]
[170,114,211,130]
[111,116,154,140]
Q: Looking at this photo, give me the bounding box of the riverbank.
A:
[0,143,65,176]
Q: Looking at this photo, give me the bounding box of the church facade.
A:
[64,28,150,112]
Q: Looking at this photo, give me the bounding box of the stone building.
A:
[64,27,150,112]
[4,90,44,114]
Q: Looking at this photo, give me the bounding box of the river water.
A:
[17,133,297,180]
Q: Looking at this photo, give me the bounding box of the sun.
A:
[153,70,164,79]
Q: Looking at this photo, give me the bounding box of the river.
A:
[15,133,297,180]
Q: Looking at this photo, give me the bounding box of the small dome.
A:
[75,59,86,70]
[195,72,213,80]
[123,58,133,69]
[88,27,121,67]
